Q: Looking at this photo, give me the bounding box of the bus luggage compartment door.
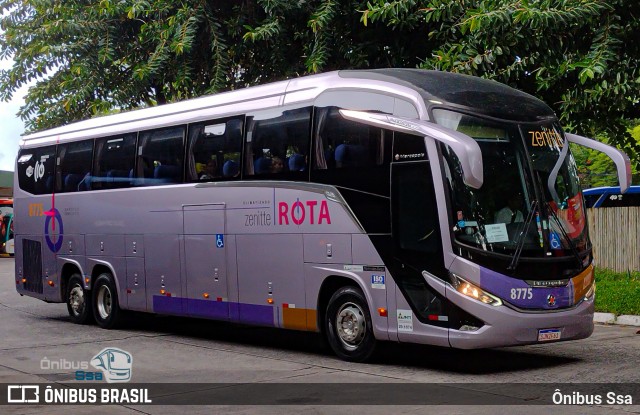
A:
[183,204,229,321]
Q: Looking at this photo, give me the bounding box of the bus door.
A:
[391,154,450,346]
[183,204,229,320]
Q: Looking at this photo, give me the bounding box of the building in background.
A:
[0,170,13,197]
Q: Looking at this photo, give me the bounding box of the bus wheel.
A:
[325,286,376,362]
[66,274,92,324]
[93,272,122,329]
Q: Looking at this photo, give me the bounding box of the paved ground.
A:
[0,257,638,414]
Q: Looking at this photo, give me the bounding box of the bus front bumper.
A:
[446,283,594,349]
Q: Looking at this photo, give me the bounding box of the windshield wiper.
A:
[545,202,583,268]
[507,200,538,271]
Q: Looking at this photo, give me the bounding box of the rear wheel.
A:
[66,274,92,324]
[325,286,377,362]
[92,272,123,329]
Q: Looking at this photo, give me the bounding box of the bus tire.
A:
[325,286,376,362]
[92,272,123,329]
[66,274,92,324]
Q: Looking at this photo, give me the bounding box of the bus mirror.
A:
[565,133,632,193]
[338,110,484,189]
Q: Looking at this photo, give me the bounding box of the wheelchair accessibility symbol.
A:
[549,232,561,249]
[215,234,224,248]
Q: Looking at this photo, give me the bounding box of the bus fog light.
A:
[450,274,502,306]
[459,325,480,332]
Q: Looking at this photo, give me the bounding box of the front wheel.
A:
[66,274,92,324]
[325,286,377,362]
[92,272,123,329]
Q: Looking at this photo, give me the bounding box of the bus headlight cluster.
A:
[450,273,502,307]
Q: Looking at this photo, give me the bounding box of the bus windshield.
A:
[435,109,587,258]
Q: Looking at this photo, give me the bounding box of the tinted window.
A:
[312,106,392,195]
[92,134,137,190]
[244,107,311,178]
[314,106,391,170]
[17,146,56,195]
[187,118,243,181]
[56,139,94,193]
[136,126,185,185]
[393,132,428,161]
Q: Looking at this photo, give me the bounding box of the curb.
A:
[594,312,640,327]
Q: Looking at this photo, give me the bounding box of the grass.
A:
[594,268,640,316]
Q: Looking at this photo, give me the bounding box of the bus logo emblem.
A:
[547,294,557,307]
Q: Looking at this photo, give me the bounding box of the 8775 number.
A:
[511,288,533,300]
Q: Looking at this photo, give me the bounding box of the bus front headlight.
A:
[450,273,503,307]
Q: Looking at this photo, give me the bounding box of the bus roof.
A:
[344,69,556,122]
[20,69,556,147]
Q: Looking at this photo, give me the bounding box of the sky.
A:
[0,57,27,172]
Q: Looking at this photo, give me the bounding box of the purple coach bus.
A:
[14,69,631,361]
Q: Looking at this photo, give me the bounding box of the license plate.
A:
[538,329,561,341]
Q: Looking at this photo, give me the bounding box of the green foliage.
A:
[1,0,420,131]
[0,0,639,172]
[595,267,640,316]
[361,0,640,168]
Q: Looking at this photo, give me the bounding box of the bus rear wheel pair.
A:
[66,272,122,329]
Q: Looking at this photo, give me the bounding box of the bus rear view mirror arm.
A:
[565,133,632,193]
[339,110,484,189]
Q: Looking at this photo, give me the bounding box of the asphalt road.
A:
[0,257,638,414]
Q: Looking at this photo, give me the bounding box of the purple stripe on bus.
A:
[229,302,240,322]
[238,303,274,327]
[153,295,184,315]
[479,267,573,309]
[187,298,229,319]
[152,296,273,325]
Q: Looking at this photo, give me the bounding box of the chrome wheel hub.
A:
[69,285,85,316]
[97,285,112,320]
[336,302,366,350]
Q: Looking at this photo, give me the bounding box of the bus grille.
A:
[22,239,43,294]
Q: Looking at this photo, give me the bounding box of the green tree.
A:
[1,0,639,174]
[361,0,640,165]
[1,0,416,131]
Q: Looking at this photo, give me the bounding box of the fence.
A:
[587,207,640,272]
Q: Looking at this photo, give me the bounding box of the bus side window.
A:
[55,139,94,193]
[17,145,57,195]
[244,107,311,179]
[92,134,137,190]
[136,126,186,186]
[312,106,392,196]
[187,117,243,181]
[313,106,391,170]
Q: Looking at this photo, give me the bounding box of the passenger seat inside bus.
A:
[288,154,306,171]
[223,160,239,178]
[254,157,272,175]
[335,144,367,167]
[63,174,83,192]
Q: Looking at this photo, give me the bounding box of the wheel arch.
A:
[59,260,85,300]
[316,275,366,336]
[90,261,123,307]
